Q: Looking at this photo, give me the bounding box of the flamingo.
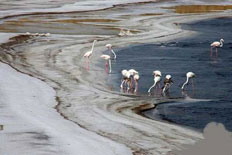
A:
[100,54,111,73]
[181,72,196,91]
[83,40,97,70]
[133,73,140,93]
[210,39,224,57]
[106,44,116,59]
[162,75,174,94]
[128,69,138,89]
[148,70,162,94]
[120,70,131,90]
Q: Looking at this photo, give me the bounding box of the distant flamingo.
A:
[162,75,174,94]
[181,72,196,91]
[120,70,131,90]
[128,69,138,90]
[106,44,117,59]
[148,70,162,94]
[210,39,224,57]
[83,40,97,70]
[133,73,140,93]
[100,54,111,73]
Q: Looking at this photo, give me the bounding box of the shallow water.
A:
[108,17,232,131]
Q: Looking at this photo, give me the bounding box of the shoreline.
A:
[0,1,232,154]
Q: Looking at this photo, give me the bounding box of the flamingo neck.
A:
[111,49,117,59]
[220,40,223,47]
[91,41,96,52]
[182,77,189,89]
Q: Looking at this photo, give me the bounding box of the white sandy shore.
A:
[0,0,232,155]
[0,62,131,155]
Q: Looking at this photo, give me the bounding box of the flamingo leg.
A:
[134,81,138,93]
[129,77,133,90]
[87,58,90,71]
[216,48,218,57]
[108,59,112,73]
[192,79,194,91]
[105,61,108,73]
[210,47,213,57]
[120,80,125,89]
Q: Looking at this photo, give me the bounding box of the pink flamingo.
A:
[100,54,111,73]
[83,40,97,70]
[106,44,116,59]
[210,39,224,57]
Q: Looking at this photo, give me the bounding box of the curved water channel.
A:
[109,17,232,131]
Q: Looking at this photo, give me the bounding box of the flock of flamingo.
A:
[83,38,224,95]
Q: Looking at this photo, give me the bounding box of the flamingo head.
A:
[187,72,195,78]
[153,70,162,77]
[106,44,112,49]
[165,75,172,79]
[220,39,224,42]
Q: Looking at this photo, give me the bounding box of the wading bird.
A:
[100,54,111,73]
[83,40,97,70]
[120,70,131,91]
[128,69,138,90]
[210,39,224,57]
[148,70,162,94]
[162,75,174,94]
[181,72,195,91]
[133,73,140,93]
[106,44,116,59]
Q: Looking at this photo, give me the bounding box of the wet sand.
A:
[0,1,232,155]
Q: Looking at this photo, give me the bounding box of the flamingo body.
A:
[210,39,224,56]
[100,54,111,73]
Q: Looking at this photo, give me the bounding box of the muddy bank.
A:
[0,1,232,155]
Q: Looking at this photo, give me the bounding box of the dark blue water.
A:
[106,17,232,132]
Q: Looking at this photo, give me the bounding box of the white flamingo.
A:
[120,70,131,90]
[162,75,173,94]
[83,40,97,70]
[210,39,224,57]
[106,44,116,59]
[181,72,196,90]
[128,69,138,90]
[100,54,111,73]
[148,70,162,93]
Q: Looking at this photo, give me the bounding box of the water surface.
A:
[108,17,232,131]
